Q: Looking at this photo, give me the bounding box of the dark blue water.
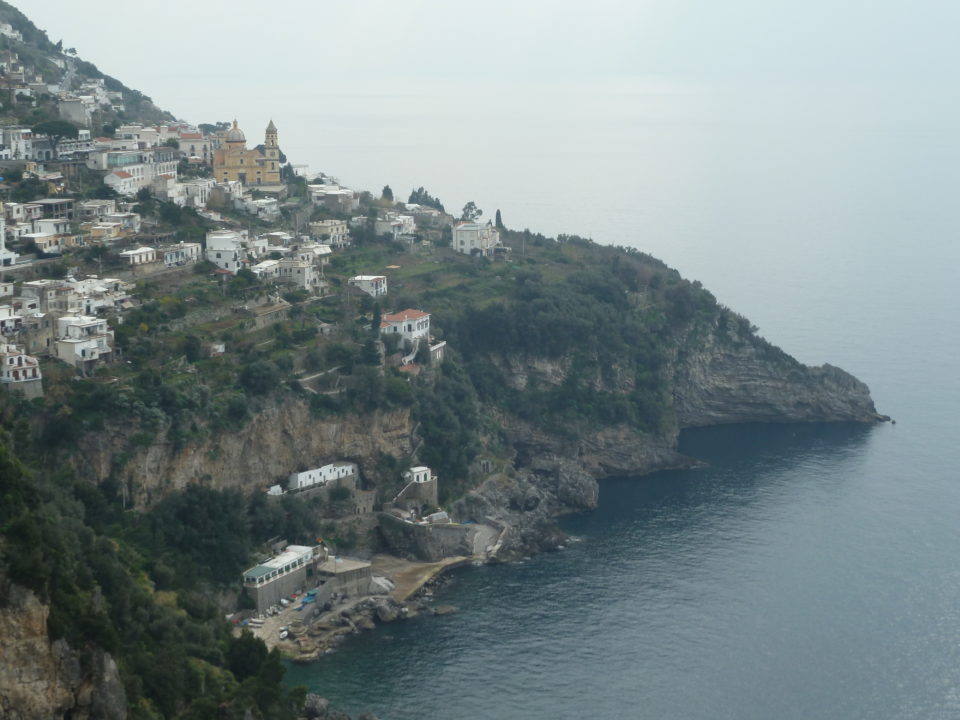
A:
[284,85,960,717]
[286,414,960,718]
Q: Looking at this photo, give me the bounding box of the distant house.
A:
[55,315,114,372]
[287,461,358,491]
[242,544,326,614]
[309,219,350,247]
[205,230,246,273]
[1,342,42,399]
[380,309,430,344]
[349,275,388,298]
[160,242,202,266]
[119,246,158,265]
[277,258,322,292]
[453,221,501,257]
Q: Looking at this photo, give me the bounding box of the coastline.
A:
[242,554,473,660]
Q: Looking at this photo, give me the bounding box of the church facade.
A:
[212,119,282,187]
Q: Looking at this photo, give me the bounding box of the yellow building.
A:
[212,119,282,187]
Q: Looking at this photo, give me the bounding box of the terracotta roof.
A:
[111,170,133,179]
[382,309,429,324]
[179,132,202,140]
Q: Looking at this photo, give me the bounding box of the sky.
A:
[16,0,960,124]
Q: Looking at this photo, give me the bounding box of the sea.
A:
[282,80,960,719]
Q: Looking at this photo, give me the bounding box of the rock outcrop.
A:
[672,325,886,427]
[66,401,414,508]
[0,581,126,720]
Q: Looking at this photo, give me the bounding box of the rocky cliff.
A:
[437,321,885,560]
[68,401,415,508]
[671,322,886,427]
[0,581,126,720]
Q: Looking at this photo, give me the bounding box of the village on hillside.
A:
[0,23,524,654]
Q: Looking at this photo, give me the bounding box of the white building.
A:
[250,259,280,280]
[0,215,17,267]
[55,316,114,371]
[307,184,358,213]
[0,304,23,336]
[310,219,350,247]
[181,178,215,207]
[402,466,433,484]
[380,309,430,344]
[375,213,416,240]
[205,230,246,273]
[296,243,332,267]
[349,275,388,298]
[288,461,358,491]
[1,343,42,398]
[160,242,202,266]
[453,222,501,257]
[63,277,132,316]
[119,246,158,265]
[277,258,322,292]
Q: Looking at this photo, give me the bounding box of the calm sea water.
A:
[283,83,960,718]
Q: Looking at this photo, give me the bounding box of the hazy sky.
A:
[16,0,960,124]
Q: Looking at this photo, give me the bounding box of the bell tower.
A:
[265,119,279,161]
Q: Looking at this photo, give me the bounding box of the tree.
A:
[371,303,382,337]
[381,185,394,203]
[495,208,504,229]
[162,138,180,149]
[408,186,445,212]
[30,120,79,159]
[461,201,482,222]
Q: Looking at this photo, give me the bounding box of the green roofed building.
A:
[242,544,325,614]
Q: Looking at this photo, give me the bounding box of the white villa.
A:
[453,222,501,257]
[380,309,430,344]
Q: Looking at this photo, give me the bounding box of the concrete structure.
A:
[55,316,114,372]
[316,556,373,597]
[453,222,501,257]
[1,343,42,398]
[242,544,325,615]
[212,120,282,187]
[348,275,388,298]
[388,465,439,513]
[288,461,358,491]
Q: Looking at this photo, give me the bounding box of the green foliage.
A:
[0,427,302,718]
[381,184,394,202]
[415,359,480,497]
[461,200,482,221]
[408,186,445,212]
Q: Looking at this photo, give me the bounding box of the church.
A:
[212,119,282,187]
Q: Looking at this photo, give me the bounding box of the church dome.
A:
[225,119,246,143]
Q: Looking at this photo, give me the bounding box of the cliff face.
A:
[0,582,126,720]
[447,322,884,554]
[68,401,415,507]
[672,324,885,427]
